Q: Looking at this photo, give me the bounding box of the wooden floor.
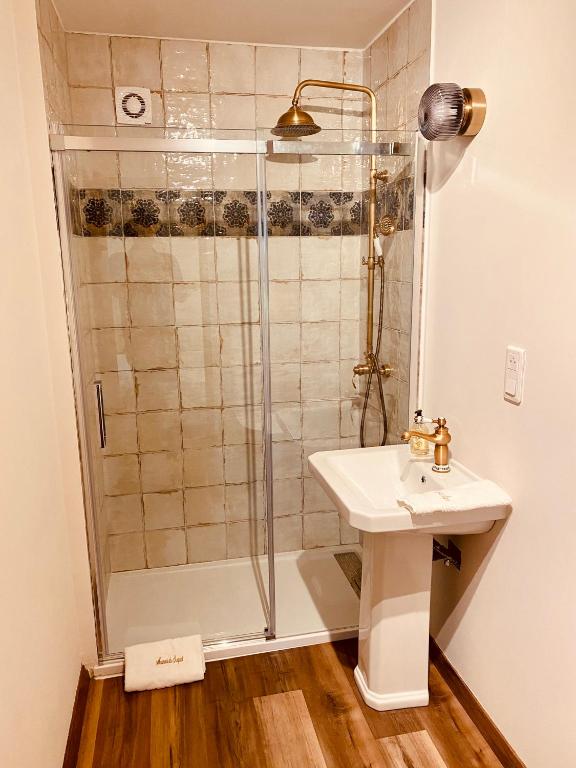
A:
[76,640,504,768]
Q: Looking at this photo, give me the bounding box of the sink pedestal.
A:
[354,531,433,711]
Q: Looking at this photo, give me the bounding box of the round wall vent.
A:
[114,87,152,125]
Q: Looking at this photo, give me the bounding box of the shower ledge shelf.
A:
[49,134,413,156]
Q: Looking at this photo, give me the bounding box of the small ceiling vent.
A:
[115,87,152,125]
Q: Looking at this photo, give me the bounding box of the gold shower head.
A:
[271,104,321,137]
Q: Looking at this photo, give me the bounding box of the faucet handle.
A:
[433,417,447,427]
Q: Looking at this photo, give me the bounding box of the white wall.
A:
[0,1,97,767]
[425,0,576,764]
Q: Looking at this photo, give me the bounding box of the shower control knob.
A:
[418,83,486,141]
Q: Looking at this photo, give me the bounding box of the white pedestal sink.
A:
[308,444,510,711]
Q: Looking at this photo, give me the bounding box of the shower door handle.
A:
[95,381,106,449]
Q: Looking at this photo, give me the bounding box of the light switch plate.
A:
[504,346,526,404]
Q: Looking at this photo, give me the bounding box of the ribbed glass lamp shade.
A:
[418,83,465,141]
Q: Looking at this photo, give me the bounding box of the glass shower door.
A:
[52,137,275,658]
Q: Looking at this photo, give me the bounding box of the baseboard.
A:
[62,666,91,768]
[429,638,526,768]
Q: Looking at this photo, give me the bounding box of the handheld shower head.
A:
[271,104,321,137]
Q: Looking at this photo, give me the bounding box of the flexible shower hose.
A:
[359,258,388,448]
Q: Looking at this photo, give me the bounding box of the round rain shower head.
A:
[418,83,486,141]
[271,105,321,137]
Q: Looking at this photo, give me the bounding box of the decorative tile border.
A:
[73,179,413,237]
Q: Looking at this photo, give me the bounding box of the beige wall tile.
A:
[275,515,303,552]
[167,153,212,188]
[222,405,262,445]
[103,413,138,455]
[136,370,179,411]
[164,92,211,130]
[211,95,256,130]
[301,322,339,362]
[103,454,140,495]
[222,364,262,407]
[224,443,263,484]
[171,237,215,281]
[340,398,362,438]
[67,33,111,87]
[340,516,359,545]
[255,46,299,96]
[186,524,226,563]
[303,477,335,513]
[344,51,365,89]
[388,11,409,77]
[271,402,301,442]
[406,52,430,121]
[79,236,126,283]
[301,237,341,280]
[143,490,184,530]
[215,237,259,282]
[272,441,302,480]
[101,370,136,414]
[137,410,182,452]
[177,326,220,368]
[273,478,303,516]
[302,400,339,439]
[109,532,145,571]
[341,236,366,279]
[88,284,129,328]
[74,152,119,188]
[301,362,340,400]
[221,324,262,367]
[119,152,167,188]
[111,37,161,90]
[301,280,339,322]
[217,282,260,324]
[226,520,265,558]
[179,367,222,408]
[93,328,131,372]
[225,482,264,521]
[212,153,257,189]
[271,363,300,403]
[302,437,340,477]
[300,49,343,93]
[340,280,361,320]
[408,0,432,63]
[129,284,174,327]
[126,237,172,283]
[268,237,300,281]
[131,327,177,370]
[303,511,340,548]
[269,282,300,323]
[174,283,218,326]
[386,68,407,129]
[370,36,388,92]
[185,486,225,525]
[105,494,142,534]
[270,323,300,364]
[209,43,255,94]
[161,40,208,92]
[70,87,114,126]
[141,450,183,493]
[182,408,223,449]
[300,155,342,190]
[184,447,224,487]
[146,528,187,567]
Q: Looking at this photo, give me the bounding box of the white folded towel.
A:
[397,479,511,516]
[124,635,205,692]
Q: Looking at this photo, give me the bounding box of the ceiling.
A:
[53,0,408,49]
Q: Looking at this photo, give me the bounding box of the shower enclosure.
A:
[51,126,419,665]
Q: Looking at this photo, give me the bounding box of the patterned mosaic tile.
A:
[73,183,413,237]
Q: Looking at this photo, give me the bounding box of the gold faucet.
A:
[401,417,452,473]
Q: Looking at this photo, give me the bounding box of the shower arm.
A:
[291,80,381,361]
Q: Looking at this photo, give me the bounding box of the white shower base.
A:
[105,545,360,660]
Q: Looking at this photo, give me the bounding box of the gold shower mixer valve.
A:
[375,215,396,237]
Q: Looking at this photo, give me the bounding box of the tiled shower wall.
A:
[36,0,70,126]
[36,5,429,574]
[367,0,431,442]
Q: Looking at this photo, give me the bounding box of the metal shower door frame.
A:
[49,135,279,659]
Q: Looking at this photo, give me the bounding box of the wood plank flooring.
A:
[76,640,505,768]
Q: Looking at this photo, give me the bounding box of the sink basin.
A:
[309,444,509,535]
[308,443,511,713]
